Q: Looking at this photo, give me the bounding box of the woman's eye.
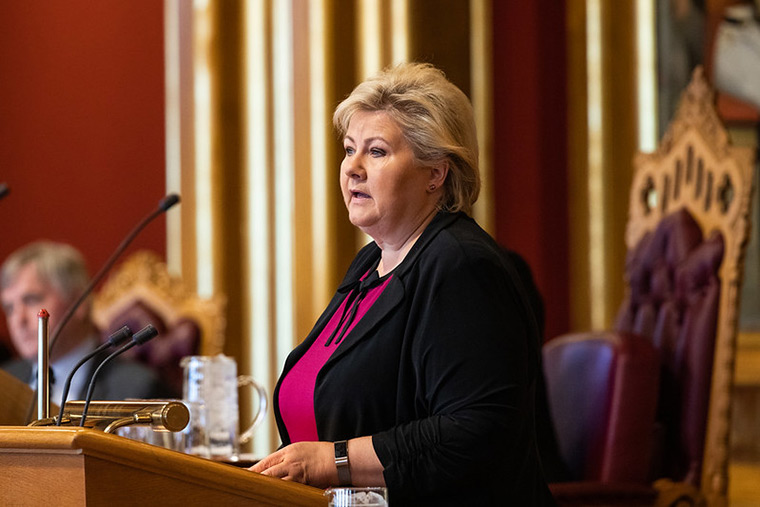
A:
[370,148,386,157]
[344,146,355,156]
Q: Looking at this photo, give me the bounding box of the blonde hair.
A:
[1,241,89,300]
[333,62,480,214]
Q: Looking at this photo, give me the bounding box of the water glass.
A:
[324,487,389,506]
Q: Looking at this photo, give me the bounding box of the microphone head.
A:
[106,325,133,347]
[133,324,159,345]
[158,193,181,212]
[0,182,9,200]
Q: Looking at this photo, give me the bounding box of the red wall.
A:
[492,1,570,341]
[0,1,166,353]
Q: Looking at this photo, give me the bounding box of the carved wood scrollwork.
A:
[91,250,227,356]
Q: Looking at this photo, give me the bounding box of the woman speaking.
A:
[250,62,553,505]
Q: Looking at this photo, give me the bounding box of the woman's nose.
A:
[343,155,365,179]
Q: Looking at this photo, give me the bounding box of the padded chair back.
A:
[616,210,725,486]
[92,250,226,397]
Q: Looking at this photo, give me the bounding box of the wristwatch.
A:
[334,440,352,486]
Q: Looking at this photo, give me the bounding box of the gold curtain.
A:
[567,0,640,331]
[165,0,493,455]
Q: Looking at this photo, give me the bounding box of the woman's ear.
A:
[429,160,449,189]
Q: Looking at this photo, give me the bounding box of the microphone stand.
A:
[37,309,50,420]
[79,325,159,427]
[22,193,180,424]
[35,400,190,435]
[48,193,180,355]
[55,326,133,426]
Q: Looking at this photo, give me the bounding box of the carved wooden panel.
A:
[91,250,226,356]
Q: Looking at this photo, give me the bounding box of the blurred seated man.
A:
[0,241,176,405]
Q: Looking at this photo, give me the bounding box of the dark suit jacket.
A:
[2,355,175,403]
[274,211,554,506]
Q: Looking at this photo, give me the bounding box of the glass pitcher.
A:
[180,354,267,460]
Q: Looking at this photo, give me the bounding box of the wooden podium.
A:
[0,426,327,506]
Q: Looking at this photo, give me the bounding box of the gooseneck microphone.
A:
[0,183,9,200]
[79,325,159,427]
[55,325,133,426]
[48,193,180,355]
[24,194,180,424]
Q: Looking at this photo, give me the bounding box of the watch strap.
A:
[334,440,352,486]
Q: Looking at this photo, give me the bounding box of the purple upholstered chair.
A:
[545,67,754,506]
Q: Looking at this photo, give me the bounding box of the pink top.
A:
[278,273,392,442]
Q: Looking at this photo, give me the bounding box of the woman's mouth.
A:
[351,190,370,199]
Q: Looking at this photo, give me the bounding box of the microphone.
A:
[79,324,159,427]
[23,193,180,424]
[0,182,9,200]
[158,193,180,211]
[48,193,180,355]
[55,325,133,426]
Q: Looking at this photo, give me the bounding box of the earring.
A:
[428,184,437,192]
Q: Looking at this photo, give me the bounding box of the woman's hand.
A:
[249,437,385,488]
[249,441,336,488]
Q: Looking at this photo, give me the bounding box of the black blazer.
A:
[274,211,554,506]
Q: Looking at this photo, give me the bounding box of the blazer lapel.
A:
[326,275,405,364]
[325,211,461,364]
[284,241,382,370]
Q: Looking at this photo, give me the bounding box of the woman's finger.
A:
[263,461,305,482]
[249,451,283,473]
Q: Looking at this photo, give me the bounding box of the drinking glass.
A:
[324,487,389,506]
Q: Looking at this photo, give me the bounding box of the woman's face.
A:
[340,110,441,244]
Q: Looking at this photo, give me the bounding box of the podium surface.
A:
[0,427,326,506]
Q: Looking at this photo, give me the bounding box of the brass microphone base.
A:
[29,400,189,434]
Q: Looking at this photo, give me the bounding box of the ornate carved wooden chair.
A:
[91,250,226,397]
[545,67,755,506]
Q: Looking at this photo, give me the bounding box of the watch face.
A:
[335,440,348,458]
